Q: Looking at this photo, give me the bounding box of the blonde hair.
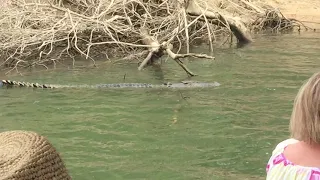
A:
[290,72,320,144]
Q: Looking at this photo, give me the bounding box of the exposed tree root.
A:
[165,43,214,77]
[0,0,305,75]
[137,27,214,76]
[250,8,313,33]
[186,0,253,44]
[137,28,163,71]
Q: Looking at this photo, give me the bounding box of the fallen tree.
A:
[0,0,305,75]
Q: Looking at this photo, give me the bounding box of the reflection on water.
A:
[0,32,320,180]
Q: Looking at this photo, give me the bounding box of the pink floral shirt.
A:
[266,139,320,180]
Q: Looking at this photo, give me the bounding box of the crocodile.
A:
[0,79,221,89]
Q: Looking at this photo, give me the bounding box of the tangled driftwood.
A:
[0,0,303,75]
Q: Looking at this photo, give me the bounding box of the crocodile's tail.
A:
[1,80,55,88]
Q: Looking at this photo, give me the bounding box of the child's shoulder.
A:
[272,138,299,155]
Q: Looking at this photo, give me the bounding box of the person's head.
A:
[290,72,320,144]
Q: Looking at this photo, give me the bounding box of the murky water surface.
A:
[1,32,320,179]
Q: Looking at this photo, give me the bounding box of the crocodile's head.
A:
[162,81,220,88]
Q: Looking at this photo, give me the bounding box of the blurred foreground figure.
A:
[0,130,72,180]
[266,72,320,180]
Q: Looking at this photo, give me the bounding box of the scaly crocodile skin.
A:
[0,79,221,89]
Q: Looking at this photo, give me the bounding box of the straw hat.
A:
[0,130,72,180]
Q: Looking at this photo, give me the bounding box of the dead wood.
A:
[165,42,215,77]
[137,28,162,71]
[186,0,253,44]
[137,27,214,76]
[0,0,302,74]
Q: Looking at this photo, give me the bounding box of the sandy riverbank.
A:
[267,0,320,30]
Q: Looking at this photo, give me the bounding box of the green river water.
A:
[0,32,320,180]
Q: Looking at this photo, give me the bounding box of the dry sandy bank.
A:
[267,0,320,30]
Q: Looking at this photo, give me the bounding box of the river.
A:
[0,32,320,179]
